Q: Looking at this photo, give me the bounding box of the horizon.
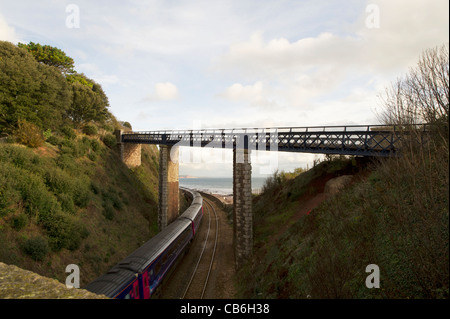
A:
[1,0,448,177]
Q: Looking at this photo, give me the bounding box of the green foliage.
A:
[18,42,75,74]
[43,129,52,140]
[239,140,448,299]
[102,201,115,221]
[1,41,113,132]
[0,144,92,252]
[102,133,116,148]
[46,135,61,146]
[21,236,50,261]
[82,123,98,136]
[0,40,160,285]
[68,81,110,128]
[66,73,94,87]
[11,214,28,230]
[60,125,76,140]
[14,119,44,148]
[122,121,132,129]
[0,41,71,132]
[39,212,89,251]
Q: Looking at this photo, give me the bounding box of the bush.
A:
[82,123,98,136]
[40,213,88,251]
[57,193,76,215]
[46,135,61,146]
[102,188,123,210]
[22,236,49,261]
[102,134,116,149]
[0,186,13,217]
[90,139,101,152]
[102,201,115,221]
[11,214,28,230]
[72,176,91,208]
[14,120,44,148]
[60,125,76,140]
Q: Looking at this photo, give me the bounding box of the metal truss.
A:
[121,124,429,157]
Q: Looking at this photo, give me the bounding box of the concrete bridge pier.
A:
[233,147,253,269]
[158,145,179,230]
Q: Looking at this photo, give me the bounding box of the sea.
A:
[179,177,267,195]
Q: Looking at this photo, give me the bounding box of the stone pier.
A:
[158,145,179,230]
[115,130,141,168]
[233,147,253,269]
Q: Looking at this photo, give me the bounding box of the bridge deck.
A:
[121,125,426,157]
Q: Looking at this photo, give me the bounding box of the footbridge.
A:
[115,124,422,267]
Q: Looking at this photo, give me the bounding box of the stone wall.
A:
[233,148,253,269]
[0,262,107,299]
[158,145,179,230]
[121,143,141,167]
[115,130,142,168]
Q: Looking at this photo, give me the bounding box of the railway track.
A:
[182,197,219,299]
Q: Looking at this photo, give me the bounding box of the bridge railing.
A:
[121,124,430,157]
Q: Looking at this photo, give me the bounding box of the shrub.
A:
[14,120,44,148]
[17,171,62,220]
[0,186,13,217]
[44,167,74,195]
[56,154,78,173]
[40,213,88,252]
[46,135,61,146]
[122,121,132,130]
[90,139,101,152]
[57,193,76,215]
[43,129,52,140]
[102,201,115,220]
[102,133,116,149]
[60,125,76,140]
[11,214,28,230]
[82,123,98,136]
[102,188,123,210]
[22,236,49,261]
[72,177,91,208]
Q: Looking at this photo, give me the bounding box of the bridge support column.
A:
[233,148,253,268]
[115,130,141,168]
[158,145,179,230]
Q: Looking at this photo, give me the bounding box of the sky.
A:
[1,0,448,177]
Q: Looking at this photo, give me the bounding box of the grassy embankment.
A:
[237,43,449,299]
[0,127,160,287]
[237,128,448,299]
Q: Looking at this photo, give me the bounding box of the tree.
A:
[0,41,71,132]
[378,43,449,127]
[18,42,75,75]
[67,79,110,128]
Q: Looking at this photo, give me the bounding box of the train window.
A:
[134,285,139,299]
[155,261,161,274]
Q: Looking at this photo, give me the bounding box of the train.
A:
[85,188,203,299]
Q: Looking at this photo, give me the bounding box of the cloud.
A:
[213,0,449,123]
[0,14,19,43]
[145,82,179,101]
[77,63,119,86]
[219,81,279,109]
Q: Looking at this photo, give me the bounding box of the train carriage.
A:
[85,188,203,299]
